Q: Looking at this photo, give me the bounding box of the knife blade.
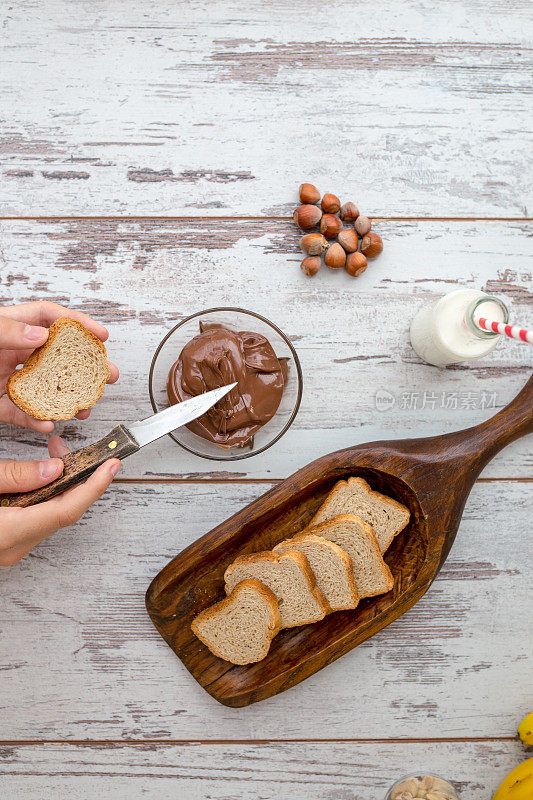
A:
[128,382,237,447]
[2,382,237,508]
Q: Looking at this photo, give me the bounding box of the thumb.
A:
[0,458,63,493]
[0,314,49,350]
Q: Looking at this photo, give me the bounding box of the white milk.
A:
[409,288,509,367]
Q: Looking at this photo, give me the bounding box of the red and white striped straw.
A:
[474,316,533,344]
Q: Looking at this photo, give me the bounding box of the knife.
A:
[1,383,237,509]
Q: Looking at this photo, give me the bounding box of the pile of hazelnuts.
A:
[294,183,383,277]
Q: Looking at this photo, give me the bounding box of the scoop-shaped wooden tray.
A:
[146,376,532,707]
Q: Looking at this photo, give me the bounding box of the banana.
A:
[518,712,533,746]
[492,757,533,800]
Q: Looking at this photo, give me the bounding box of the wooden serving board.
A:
[145,376,532,707]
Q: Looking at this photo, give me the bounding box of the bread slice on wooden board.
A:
[7,318,110,421]
[191,579,281,665]
[305,514,394,599]
[273,533,359,612]
[224,550,330,628]
[311,477,410,553]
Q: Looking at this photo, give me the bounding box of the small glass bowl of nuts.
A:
[385,773,459,800]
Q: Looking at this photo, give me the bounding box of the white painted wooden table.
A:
[1,2,532,798]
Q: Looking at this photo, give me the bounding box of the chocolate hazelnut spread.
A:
[167,323,286,447]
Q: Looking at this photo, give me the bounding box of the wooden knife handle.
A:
[1,425,139,508]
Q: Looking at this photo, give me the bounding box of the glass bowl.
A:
[384,772,459,799]
[149,307,303,461]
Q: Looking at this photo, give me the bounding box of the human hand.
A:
[0,435,120,566]
[0,301,119,432]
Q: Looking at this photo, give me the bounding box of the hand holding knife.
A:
[1,383,237,508]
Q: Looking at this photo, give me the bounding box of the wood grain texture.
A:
[146,378,532,706]
[1,1,532,216]
[0,740,527,799]
[1,480,531,738]
[1,0,532,787]
[0,218,531,478]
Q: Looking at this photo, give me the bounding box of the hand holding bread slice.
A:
[7,318,110,421]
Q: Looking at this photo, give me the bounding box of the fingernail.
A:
[39,458,62,479]
[109,460,121,477]
[36,421,55,433]
[24,324,48,342]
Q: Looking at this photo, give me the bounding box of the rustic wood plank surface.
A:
[0,219,531,478]
[1,0,532,795]
[0,481,530,739]
[0,741,528,800]
[1,1,532,216]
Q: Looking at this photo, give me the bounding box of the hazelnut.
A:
[340,202,359,222]
[300,233,328,255]
[324,242,346,269]
[345,251,367,277]
[293,204,322,230]
[299,182,321,205]
[354,215,372,236]
[321,192,341,213]
[337,229,358,253]
[300,256,321,277]
[320,213,343,238]
[360,231,383,258]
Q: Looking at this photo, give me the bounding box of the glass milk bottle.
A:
[410,288,509,367]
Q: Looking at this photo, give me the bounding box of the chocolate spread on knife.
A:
[167,323,285,447]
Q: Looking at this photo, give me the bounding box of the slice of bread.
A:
[191,579,281,665]
[7,318,110,421]
[305,514,394,598]
[273,533,359,612]
[224,550,329,628]
[311,477,410,553]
